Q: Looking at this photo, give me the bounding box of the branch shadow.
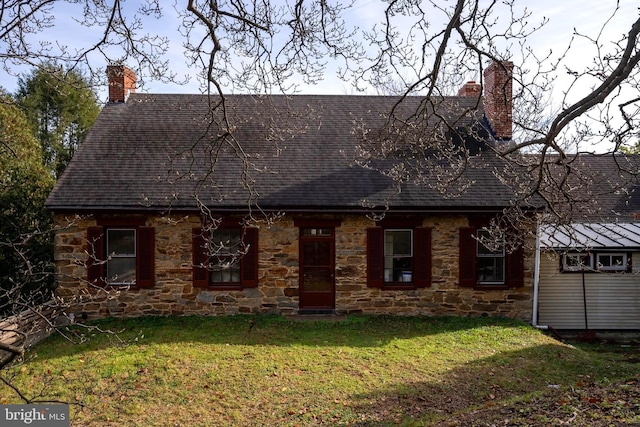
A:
[33,314,528,359]
[345,342,640,426]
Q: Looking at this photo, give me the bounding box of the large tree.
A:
[0,91,55,315]
[0,0,637,405]
[1,1,638,226]
[15,64,100,178]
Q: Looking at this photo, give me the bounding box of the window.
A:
[210,227,242,285]
[366,224,431,288]
[459,226,524,288]
[561,252,629,272]
[384,230,413,283]
[302,228,332,237]
[597,253,627,271]
[476,229,505,285]
[562,253,594,271]
[86,221,155,288]
[106,229,137,285]
[192,225,259,289]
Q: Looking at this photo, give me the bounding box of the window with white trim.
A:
[384,229,413,283]
[476,229,505,284]
[596,253,627,271]
[106,228,137,285]
[210,227,243,285]
[562,253,594,271]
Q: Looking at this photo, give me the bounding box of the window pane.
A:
[612,255,625,267]
[209,227,243,285]
[212,227,242,256]
[302,228,332,236]
[106,228,136,285]
[477,257,504,283]
[385,255,412,282]
[211,264,241,284]
[476,230,504,256]
[383,229,413,283]
[597,254,626,270]
[107,229,136,256]
[564,253,593,270]
[107,257,136,284]
[384,230,412,256]
[566,255,580,268]
[303,241,330,266]
[391,257,413,282]
[599,255,612,267]
[211,258,241,284]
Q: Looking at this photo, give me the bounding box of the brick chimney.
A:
[106,65,136,103]
[457,81,482,97]
[482,61,513,140]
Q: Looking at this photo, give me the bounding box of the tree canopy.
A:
[0,0,639,225]
[0,92,56,312]
[15,63,100,178]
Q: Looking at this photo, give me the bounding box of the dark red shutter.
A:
[192,228,209,288]
[459,227,476,287]
[241,228,259,288]
[505,243,524,288]
[367,227,384,288]
[87,226,105,287]
[413,227,432,288]
[136,227,155,288]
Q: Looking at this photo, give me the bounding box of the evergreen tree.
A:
[16,64,100,178]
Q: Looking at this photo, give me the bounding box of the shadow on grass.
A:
[37,314,530,359]
[13,315,640,426]
[344,342,640,426]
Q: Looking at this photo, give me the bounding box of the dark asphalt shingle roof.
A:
[45,93,534,213]
[539,154,640,222]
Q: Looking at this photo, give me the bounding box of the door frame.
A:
[297,224,337,312]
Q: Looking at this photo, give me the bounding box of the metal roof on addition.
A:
[540,222,640,249]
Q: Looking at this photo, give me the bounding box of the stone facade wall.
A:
[53,213,534,321]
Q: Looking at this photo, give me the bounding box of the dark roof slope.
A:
[46,93,526,213]
[539,154,640,222]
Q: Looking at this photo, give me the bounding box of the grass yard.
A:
[1,315,639,426]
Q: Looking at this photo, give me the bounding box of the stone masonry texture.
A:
[53,213,534,320]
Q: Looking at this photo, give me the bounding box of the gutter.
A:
[531,220,548,330]
[45,206,515,215]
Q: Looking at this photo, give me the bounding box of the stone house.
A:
[46,62,537,320]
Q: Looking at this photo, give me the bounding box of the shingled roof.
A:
[537,154,640,222]
[45,92,530,214]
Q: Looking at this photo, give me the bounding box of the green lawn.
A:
[1,315,639,426]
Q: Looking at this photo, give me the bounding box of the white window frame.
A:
[476,229,506,285]
[383,229,413,283]
[562,252,594,272]
[210,226,243,285]
[596,253,627,271]
[106,228,137,285]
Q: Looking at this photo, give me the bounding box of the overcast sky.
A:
[0,0,637,103]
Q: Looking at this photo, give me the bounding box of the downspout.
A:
[581,250,590,331]
[531,221,548,330]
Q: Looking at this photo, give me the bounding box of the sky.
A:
[0,0,637,105]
